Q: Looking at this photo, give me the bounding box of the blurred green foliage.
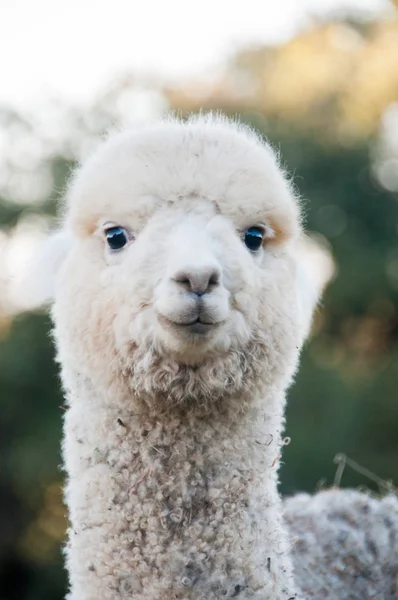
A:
[2,14,398,600]
[266,124,398,493]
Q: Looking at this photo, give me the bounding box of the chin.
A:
[121,322,268,412]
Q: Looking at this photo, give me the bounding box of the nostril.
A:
[208,271,219,287]
[173,268,220,296]
[177,277,191,287]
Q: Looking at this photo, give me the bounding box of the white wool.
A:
[285,489,398,599]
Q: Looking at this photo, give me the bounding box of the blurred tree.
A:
[165,15,398,142]
[0,111,71,600]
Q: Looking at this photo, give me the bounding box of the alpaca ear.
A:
[27,229,73,306]
[296,262,320,343]
[296,236,335,342]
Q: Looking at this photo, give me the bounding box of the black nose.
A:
[173,267,220,296]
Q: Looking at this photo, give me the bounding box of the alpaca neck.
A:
[63,375,299,600]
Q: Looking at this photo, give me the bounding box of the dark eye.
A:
[105,226,130,251]
[244,226,264,252]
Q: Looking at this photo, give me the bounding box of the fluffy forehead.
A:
[66,115,301,241]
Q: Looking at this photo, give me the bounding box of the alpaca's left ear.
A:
[296,262,320,343]
[296,236,335,343]
[27,229,73,306]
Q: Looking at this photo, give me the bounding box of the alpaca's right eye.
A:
[244,226,264,252]
[105,226,129,251]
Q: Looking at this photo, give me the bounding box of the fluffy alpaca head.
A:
[47,115,319,410]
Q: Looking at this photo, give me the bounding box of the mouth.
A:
[158,314,223,336]
[183,319,217,335]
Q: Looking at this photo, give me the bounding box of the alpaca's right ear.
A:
[28,230,73,305]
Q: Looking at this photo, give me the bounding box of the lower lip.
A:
[159,315,219,336]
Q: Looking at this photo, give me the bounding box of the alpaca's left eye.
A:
[244,227,264,252]
[105,226,130,251]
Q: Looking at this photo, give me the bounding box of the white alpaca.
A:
[45,114,314,600]
[37,114,397,600]
[286,488,398,599]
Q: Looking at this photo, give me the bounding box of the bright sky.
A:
[0,0,391,109]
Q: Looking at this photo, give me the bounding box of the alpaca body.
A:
[64,380,296,599]
[286,489,398,600]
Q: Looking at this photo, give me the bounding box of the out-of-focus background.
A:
[1,0,398,597]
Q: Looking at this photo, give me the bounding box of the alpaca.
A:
[43,114,317,600]
[37,114,398,600]
[286,489,398,599]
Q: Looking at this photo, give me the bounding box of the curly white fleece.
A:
[286,488,398,600]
